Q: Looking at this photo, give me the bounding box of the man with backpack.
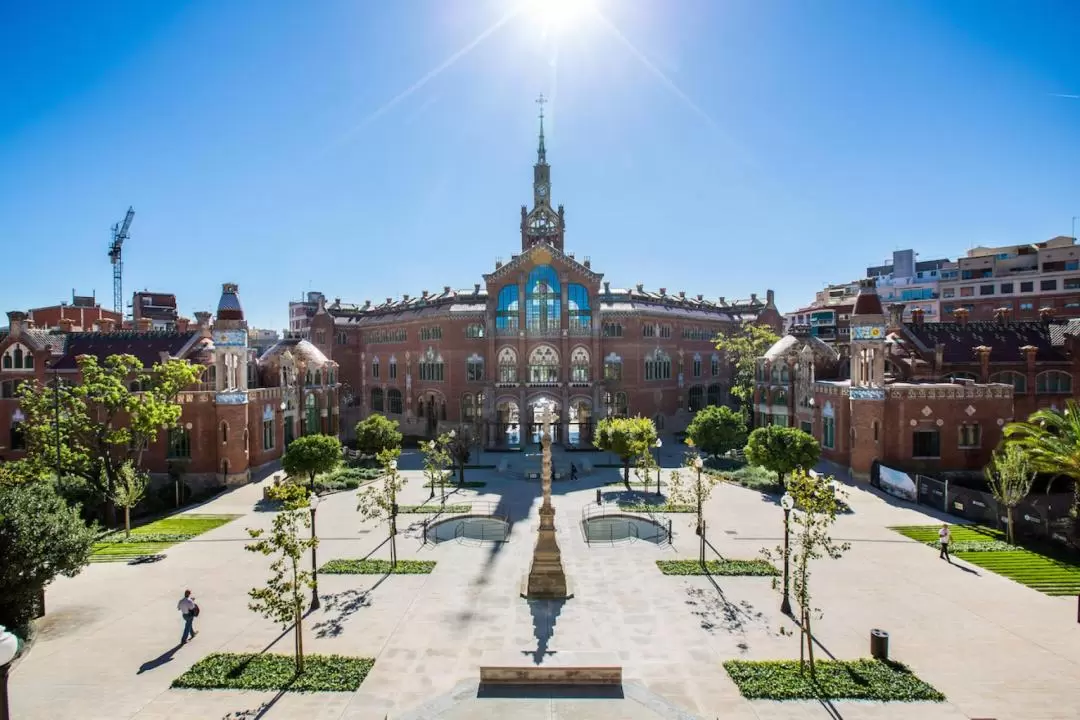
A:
[178,589,199,644]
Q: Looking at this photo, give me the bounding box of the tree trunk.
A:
[458,461,465,485]
[124,506,131,538]
[623,460,631,489]
[804,608,816,677]
[295,601,305,674]
[1007,506,1015,545]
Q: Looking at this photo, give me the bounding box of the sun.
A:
[520,0,597,35]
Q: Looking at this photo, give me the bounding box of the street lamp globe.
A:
[0,625,21,666]
[428,440,436,450]
[693,456,703,470]
[309,493,322,510]
[279,402,286,411]
[449,429,456,439]
[655,438,662,449]
[780,493,795,511]
[389,459,398,471]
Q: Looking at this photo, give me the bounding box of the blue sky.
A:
[2,0,1078,330]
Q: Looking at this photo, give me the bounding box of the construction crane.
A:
[107,207,134,316]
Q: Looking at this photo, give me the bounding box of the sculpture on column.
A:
[523,404,572,599]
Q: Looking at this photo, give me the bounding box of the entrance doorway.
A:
[526,397,561,446]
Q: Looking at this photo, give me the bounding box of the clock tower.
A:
[521,94,565,252]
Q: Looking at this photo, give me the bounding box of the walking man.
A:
[178,589,198,644]
[570,463,578,481]
[938,523,951,562]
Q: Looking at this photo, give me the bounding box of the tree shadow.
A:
[684,582,764,638]
[311,572,389,638]
[136,643,183,674]
[522,599,565,665]
[221,688,288,719]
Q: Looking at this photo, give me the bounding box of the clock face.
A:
[537,184,549,198]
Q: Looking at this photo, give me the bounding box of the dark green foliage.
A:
[686,405,748,457]
[594,416,658,486]
[171,652,375,692]
[282,434,343,489]
[319,559,436,574]
[745,425,821,486]
[315,466,383,492]
[354,415,403,457]
[0,479,97,635]
[723,659,945,701]
[618,502,695,513]
[656,559,778,576]
[397,504,471,514]
[90,514,238,562]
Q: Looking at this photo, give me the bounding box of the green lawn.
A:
[172,652,374,692]
[91,514,239,563]
[397,504,471,514]
[723,659,945,701]
[890,524,1080,596]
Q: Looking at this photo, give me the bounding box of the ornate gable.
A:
[483,242,603,285]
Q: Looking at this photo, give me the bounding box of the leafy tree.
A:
[245,499,316,674]
[353,414,403,458]
[670,457,719,545]
[984,444,1037,545]
[686,405,748,458]
[17,354,203,525]
[713,321,780,409]
[421,433,453,502]
[745,425,821,488]
[110,461,150,537]
[356,448,406,567]
[761,469,849,677]
[446,426,474,485]
[282,434,342,492]
[0,470,97,637]
[1003,401,1080,526]
[594,416,658,490]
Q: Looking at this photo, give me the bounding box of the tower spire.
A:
[536,93,547,164]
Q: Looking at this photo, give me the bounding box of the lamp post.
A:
[52,366,62,482]
[654,438,663,496]
[309,492,321,611]
[693,456,705,565]
[448,429,459,486]
[780,492,794,616]
[0,625,23,720]
[389,458,399,567]
[427,439,437,500]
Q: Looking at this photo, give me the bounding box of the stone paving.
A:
[9,446,1080,719]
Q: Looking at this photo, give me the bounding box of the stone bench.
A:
[479,652,622,686]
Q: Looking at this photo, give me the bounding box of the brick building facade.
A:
[756,280,1080,477]
[0,284,340,489]
[321,122,783,447]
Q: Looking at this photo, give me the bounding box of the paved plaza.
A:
[10,447,1080,719]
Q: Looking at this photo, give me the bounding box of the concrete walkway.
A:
[9,450,1080,719]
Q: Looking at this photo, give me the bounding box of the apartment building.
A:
[938,236,1080,321]
[288,291,326,337]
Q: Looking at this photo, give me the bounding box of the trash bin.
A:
[596,488,602,505]
[870,629,889,660]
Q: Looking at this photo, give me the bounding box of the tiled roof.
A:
[51,331,200,370]
[902,321,1065,363]
[258,338,333,367]
[1049,319,1080,347]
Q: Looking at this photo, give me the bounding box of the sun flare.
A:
[521,0,596,34]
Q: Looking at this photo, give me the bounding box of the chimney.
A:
[993,307,1010,325]
[583,258,591,269]
[443,285,451,294]
[636,283,644,292]
[403,294,410,302]
[1039,307,1055,325]
[766,289,775,307]
[751,293,759,304]
[659,288,667,295]
[23,319,35,329]
[953,307,969,327]
[422,290,429,300]
[568,252,575,260]
[57,318,75,333]
[495,259,503,269]
[98,317,116,333]
[889,303,906,329]
[678,291,686,299]
[1021,344,1039,372]
[718,296,726,305]
[194,311,211,328]
[176,317,190,332]
[473,284,481,294]
[911,307,925,326]
[603,281,611,294]
[696,294,703,302]
[137,317,153,333]
[974,345,992,383]
[364,300,372,309]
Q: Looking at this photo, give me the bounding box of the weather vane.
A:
[536,93,547,122]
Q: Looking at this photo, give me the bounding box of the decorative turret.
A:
[521,94,565,252]
[216,282,245,323]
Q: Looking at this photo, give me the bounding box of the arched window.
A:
[0,380,15,399]
[707,384,723,406]
[466,323,485,338]
[371,387,385,412]
[167,428,191,458]
[462,393,475,422]
[10,421,25,451]
[305,394,319,434]
[603,352,622,382]
[389,356,397,380]
[419,347,445,382]
[220,422,229,444]
[314,370,322,386]
[688,386,704,412]
[1037,370,1072,394]
[989,371,1026,394]
[387,388,402,414]
[526,265,561,332]
[528,345,559,382]
[372,356,380,379]
[644,349,672,381]
[692,353,702,378]
[756,359,767,382]
[496,286,519,331]
[570,346,590,382]
[773,388,789,406]
[604,391,629,417]
[568,284,590,330]
[497,347,517,382]
[602,322,623,338]
[2,344,33,371]
[466,353,484,382]
[615,392,628,416]
[711,353,721,377]
[476,391,486,420]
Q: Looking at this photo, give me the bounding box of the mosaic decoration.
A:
[214,329,248,348]
[849,387,885,400]
[965,405,977,416]
[851,325,887,341]
[216,391,249,405]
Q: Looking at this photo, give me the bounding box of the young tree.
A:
[353,414,403,458]
[984,443,1038,544]
[110,461,150,537]
[282,434,343,492]
[446,426,474,485]
[745,425,821,488]
[685,405,748,458]
[594,416,658,490]
[761,469,849,677]
[17,354,203,525]
[1003,401,1080,525]
[670,455,720,544]
[0,470,97,637]
[421,433,453,502]
[245,500,316,674]
[713,321,781,410]
[356,448,406,567]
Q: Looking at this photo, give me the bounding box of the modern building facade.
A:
[25,291,122,332]
[1,284,341,489]
[289,291,326,337]
[319,119,783,447]
[132,291,179,330]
